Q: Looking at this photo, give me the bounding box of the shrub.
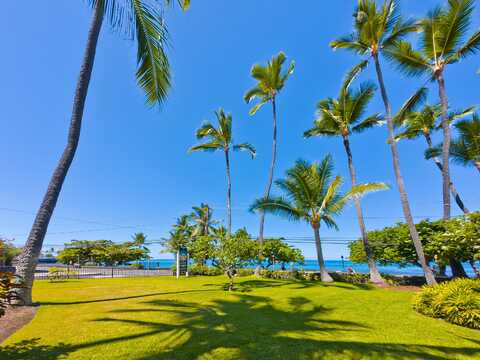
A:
[0,272,24,317]
[237,269,255,277]
[330,272,369,284]
[260,269,303,280]
[413,278,480,329]
[130,263,144,270]
[47,267,79,281]
[188,264,222,276]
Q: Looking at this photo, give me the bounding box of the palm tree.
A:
[304,61,386,284]
[394,87,474,213]
[385,0,480,221]
[330,0,437,284]
[244,52,294,270]
[189,109,256,235]
[14,0,190,304]
[189,203,216,237]
[426,114,480,173]
[250,156,387,282]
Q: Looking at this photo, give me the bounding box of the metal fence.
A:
[35,264,172,280]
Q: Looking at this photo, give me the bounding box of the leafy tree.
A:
[211,228,258,290]
[349,214,480,277]
[0,239,21,267]
[331,0,437,284]
[304,61,385,284]
[386,0,480,220]
[262,239,304,270]
[251,156,387,282]
[161,215,194,253]
[244,52,295,270]
[426,114,480,174]
[394,88,473,213]
[15,0,190,305]
[189,109,256,234]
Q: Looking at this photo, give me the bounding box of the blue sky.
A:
[1,1,479,259]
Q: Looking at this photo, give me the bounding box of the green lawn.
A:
[1,276,479,359]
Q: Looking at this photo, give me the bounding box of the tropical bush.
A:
[188,264,222,276]
[413,278,480,329]
[0,272,24,317]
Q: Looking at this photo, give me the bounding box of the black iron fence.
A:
[35,264,172,280]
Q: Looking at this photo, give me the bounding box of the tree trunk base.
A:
[254,265,262,276]
[320,271,333,282]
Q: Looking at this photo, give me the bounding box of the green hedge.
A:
[413,278,480,329]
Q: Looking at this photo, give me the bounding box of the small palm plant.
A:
[394,87,474,213]
[304,61,385,284]
[244,52,294,265]
[426,114,480,174]
[189,109,256,234]
[250,156,387,282]
[331,0,437,285]
[386,0,480,220]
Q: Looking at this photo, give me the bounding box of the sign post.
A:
[176,247,188,278]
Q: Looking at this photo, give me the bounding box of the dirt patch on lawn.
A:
[0,306,38,343]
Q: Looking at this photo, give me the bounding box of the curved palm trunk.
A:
[225,148,232,235]
[373,54,436,285]
[436,73,451,221]
[424,133,469,214]
[312,223,333,282]
[256,97,277,274]
[474,161,480,173]
[14,2,105,305]
[342,135,385,284]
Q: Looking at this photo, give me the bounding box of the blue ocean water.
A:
[139,259,476,277]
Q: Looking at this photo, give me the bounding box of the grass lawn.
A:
[1,276,479,359]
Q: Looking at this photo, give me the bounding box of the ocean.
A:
[138,259,476,277]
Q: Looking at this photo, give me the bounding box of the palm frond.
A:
[393,87,428,127]
[330,35,370,55]
[346,182,389,200]
[438,0,475,59]
[132,0,172,105]
[233,143,256,158]
[351,114,384,133]
[248,101,267,116]
[249,196,302,222]
[188,141,223,153]
[340,60,369,97]
[243,86,265,104]
[195,122,218,139]
[448,30,480,63]
[384,41,430,77]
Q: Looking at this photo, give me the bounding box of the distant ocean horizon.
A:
[139,259,476,277]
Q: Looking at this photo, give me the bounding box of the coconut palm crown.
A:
[189,109,255,234]
[250,156,387,282]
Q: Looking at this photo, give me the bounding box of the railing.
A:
[34,264,172,280]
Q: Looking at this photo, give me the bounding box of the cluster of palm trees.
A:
[190,0,480,285]
[14,0,480,304]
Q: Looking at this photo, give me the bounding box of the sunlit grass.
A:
[1,276,479,359]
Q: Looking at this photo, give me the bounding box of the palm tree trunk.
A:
[424,133,469,214]
[14,2,105,305]
[372,54,436,285]
[225,148,232,235]
[256,96,277,274]
[436,72,451,221]
[312,223,333,282]
[474,161,480,173]
[342,135,384,284]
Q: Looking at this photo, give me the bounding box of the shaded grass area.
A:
[1,276,479,359]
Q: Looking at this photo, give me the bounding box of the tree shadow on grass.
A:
[204,278,375,293]
[3,293,479,359]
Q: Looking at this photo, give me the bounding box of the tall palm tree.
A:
[244,52,294,270]
[385,0,480,221]
[394,87,474,213]
[304,61,386,284]
[15,0,190,304]
[189,109,256,235]
[250,156,387,282]
[330,0,437,284]
[426,114,480,173]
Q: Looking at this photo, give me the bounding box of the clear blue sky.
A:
[1,1,479,259]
